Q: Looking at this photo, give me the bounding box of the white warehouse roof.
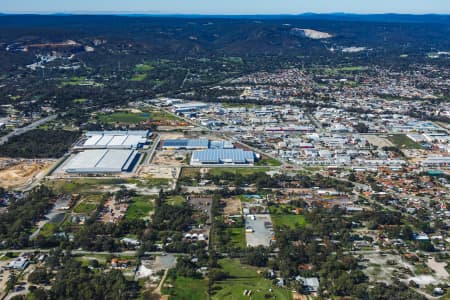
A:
[63,149,139,173]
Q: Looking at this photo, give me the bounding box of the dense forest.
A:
[0,129,80,158]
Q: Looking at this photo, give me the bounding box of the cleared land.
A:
[223,197,242,216]
[0,159,53,189]
[387,134,421,149]
[163,276,208,300]
[125,196,154,220]
[212,258,292,300]
[269,206,307,229]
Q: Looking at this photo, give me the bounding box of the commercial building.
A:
[172,102,208,113]
[78,130,150,150]
[161,139,234,150]
[190,149,257,165]
[63,149,140,174]
[162,139,209,150]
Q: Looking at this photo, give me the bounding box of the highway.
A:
[0,115,58,145]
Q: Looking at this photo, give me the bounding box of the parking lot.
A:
[245,214,273,247]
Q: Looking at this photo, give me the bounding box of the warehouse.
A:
[162,139,209,150]
[78,130,150,149]
[190,149,257,165]
[172,102,209,113]
[63,149,140,174]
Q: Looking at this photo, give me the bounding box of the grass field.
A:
[134,63,154,72]
[255,157,282,166]
[73,201,98,214]
[271,215,307,229]
[125,196,154,220]
[149,110,182,121]
[228,227,246,248]
[269,206,307,229]
[166,195,185,206]
[162,276,208,300]
[387,134,421,149]
[39,223,57,237]
[212,259,292,300]
[130,73,148,81]
[98,112,151,124]
[208,167,270,177]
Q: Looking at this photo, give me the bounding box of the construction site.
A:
[0,158,54,189]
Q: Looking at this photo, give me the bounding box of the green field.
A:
[208,167,270,177]
[166,195,185,206]
[130,73,148,81]
[150,110,182,121]
[39,223,57,238]
[269,206,307,229]
[134,63,154,72]
[73,201,98,214]
[228,227,246,248]
[98,112,151,124]
[255,157,282,166]
[212,259,292,300]
[387,134,421,149]
[125,196,154,220]
[162,276,208,300]
[271,214,307,229]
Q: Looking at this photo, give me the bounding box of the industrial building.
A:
[63,149,140,174]
[172,102,209,114]
[162,139,209,150]
[77,130,150,150]
[162,139,234,150]
[190,149,257,165]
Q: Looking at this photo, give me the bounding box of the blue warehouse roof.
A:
[191,149,256,164]
[163,139,209,149]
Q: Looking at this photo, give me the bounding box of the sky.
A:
[2,0,450,15]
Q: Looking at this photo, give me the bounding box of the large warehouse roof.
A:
[80,130,150,149]
[162,139,209,149]
[63,149,139,173]
[191,149,256,165]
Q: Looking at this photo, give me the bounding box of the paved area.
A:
[245,214,273,247]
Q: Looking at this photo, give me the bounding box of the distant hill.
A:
[0,14,448,59]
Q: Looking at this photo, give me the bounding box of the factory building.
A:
[162,139,209,150]
[77,130,150,150]
[63,149,140,174]
[190,149,257,165]
[172,102,209,114]
[162,139,234,150]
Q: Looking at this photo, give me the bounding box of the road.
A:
[0,115,58,145]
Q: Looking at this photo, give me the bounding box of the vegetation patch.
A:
[0,129,80,158]
[125,196,154,220]
[212,258,292,300]
[166,195,185,206]
[162,276,208,300]
[387,134,421,149]
[98,111,151,124]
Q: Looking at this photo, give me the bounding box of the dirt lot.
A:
[0,158,53,189]
[223,197,242,216]
[139,166,180,179]
[364,135,394,148]
[152,150,188,166]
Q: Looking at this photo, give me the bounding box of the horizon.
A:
[1,12,450,17]
[2,0,450,15]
